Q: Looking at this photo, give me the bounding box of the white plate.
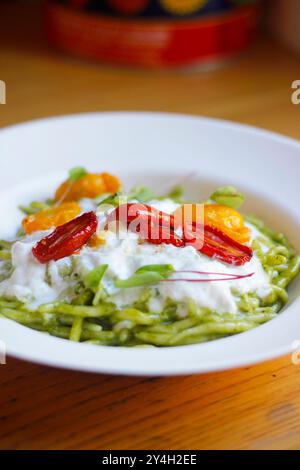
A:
[0,112,299,376]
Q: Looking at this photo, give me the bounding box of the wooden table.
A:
[1,1,300,451]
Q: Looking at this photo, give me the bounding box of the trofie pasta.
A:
[0,168,299,347]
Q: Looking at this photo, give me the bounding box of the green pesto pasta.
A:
[0,181,299,348]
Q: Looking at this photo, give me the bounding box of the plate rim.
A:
[2,110,300,150]
[0,111,299,376]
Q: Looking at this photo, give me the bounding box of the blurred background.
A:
[1,0,300,137]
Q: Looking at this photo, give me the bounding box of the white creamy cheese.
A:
[0,230,72,306]
[0,199,271,313]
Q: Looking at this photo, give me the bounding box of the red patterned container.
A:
[45,0,261,69]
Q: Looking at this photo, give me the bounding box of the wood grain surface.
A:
[1,1,300,450]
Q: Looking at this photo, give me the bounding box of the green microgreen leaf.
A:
[128,185,156,203]
[19,201,51,215]
[115,264,175,289]
[96,193,120,207]
[115,272,164,289]
[84,265,108,293]
[210,186,245,209]
[159,185,184,203]
[136,264,175,277]
[68,167,88,182]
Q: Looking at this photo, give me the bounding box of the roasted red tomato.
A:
[107,203,175,229]
[107,203,183,247]
[183,222,253,266]
[32,211,97,263]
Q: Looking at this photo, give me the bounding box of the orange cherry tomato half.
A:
[22,202,81,235]
[88,234,106,248]
[32,212,97,263]
[173,204,250,244]
[204,204,250,244]
[54,173,121,203]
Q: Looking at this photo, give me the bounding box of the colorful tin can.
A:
[45,0,261,68]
